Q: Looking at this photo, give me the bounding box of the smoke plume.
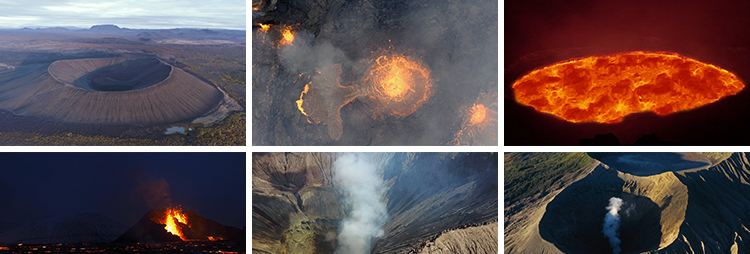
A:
[603,197,623,254]
[333,154,388,254]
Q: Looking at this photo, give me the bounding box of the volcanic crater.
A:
[0,56,224,126]
[252,153,498,254]
[538,164,683,253]
[51,57,171,92]
[505,152,750,254]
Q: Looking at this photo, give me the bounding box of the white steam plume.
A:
[603,197,623,254]
[333,154,388,254]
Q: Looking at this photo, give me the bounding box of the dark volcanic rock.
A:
[114,210,181,243]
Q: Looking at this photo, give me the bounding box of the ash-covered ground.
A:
[252,0,498,146]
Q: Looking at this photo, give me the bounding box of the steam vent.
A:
[512,52,745,123]
[0,57,223,125]
[252,153,498,254]
[503,152,750,254]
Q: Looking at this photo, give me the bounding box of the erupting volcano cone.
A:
[296,54,433,140]
[115,208,244,243]
[512,51,745,123]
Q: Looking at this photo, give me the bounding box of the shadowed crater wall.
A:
[0,56,224,125]
[540,185,662,253]
[62,58,171,91]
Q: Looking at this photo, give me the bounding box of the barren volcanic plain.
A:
[253,153,498,254]
[252,0,497,145]
[506,0,750,145]
[504,152,750,254]
[0,25,245,145]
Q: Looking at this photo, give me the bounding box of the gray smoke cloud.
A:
[603,197,623,254]
[333,153,388,254]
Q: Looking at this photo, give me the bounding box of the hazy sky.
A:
[0,0,245,30]
[0,153,245,232]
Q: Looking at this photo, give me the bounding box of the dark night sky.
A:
[0,153,245,233]
[505,0,750,63]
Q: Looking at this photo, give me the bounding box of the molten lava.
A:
[451,90,498,146]
[162,207,189,241]
[296,83,310,116]
[365,54,433,116]
[280,28,295,46]
[469,104,487,125]
[512,51,745,123]
[258,23,270,33]
[207,236,225,241]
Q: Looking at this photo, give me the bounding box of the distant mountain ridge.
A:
[3,24,244,41]
[0,213,128,244]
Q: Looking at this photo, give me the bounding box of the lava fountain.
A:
[154,206,190,241]
[512,51,745,123]
[296,54,433,140]
[258,23,271,33]
[280,27,295,46]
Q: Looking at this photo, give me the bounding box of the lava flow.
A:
[296,54,433,140]
[295,64,360,140]
[512,51,745,123]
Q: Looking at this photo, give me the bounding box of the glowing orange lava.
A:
[296,83,310,116]
[252,6,260,11]
[208,236,225,241]
[512,51,745,123]
[469,104,487,125]
[451,90,497,146]
[163,207,189,241]
[365,54,433,116]
[258,23,270,33]
[280,28,295,45]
